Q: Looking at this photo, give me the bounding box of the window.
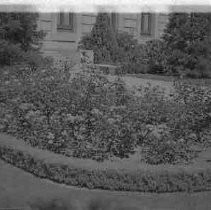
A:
[81,14,96,35]
[57,12,74,31]
[141,13,152,35]
[111,13,118,31]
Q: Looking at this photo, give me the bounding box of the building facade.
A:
[37,12,169,58]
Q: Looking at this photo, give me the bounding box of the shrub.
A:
[135,82,211,164]
[186,56,211,78]
[23,51,53,71]
[115,32,149,74]
[0,65,137,160]
[0,40,24,65]
[144,40,166,74]
[0,11,45,66]
[115,32,139,63]
[142,134,195,165]
[120,63,148,74]
[116,36,166,75]
[79,18,149,72]
[0,11,45,51]
[173,80,211,136]
[0,41,52,69]
[78,13,118,64]
[162,13,211,77]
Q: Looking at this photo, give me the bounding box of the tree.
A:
[162,12,211,77]
[78,13,118,64]
[0,12,44,51]
[0,10,45,65]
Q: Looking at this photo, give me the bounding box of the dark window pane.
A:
[141,13,152,35]
[57,12,74,31]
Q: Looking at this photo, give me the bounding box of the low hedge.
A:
[0,134,211,193]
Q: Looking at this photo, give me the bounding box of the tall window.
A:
[141,13,152,35]
[111,13,118,31]
[57,12,74,31]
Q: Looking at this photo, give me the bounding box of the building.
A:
[37,12,169,58]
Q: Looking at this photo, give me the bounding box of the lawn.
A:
[125,73,211,87]
[0,65,211,206]
[1,133,211,172]
[109,74,211,96]
[1,159,211,210]
[0,133,211,193]
[108,74,174,95]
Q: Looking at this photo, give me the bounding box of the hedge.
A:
[0,134,211,193]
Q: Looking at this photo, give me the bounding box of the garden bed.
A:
[0,65,211,165]
[0,133,211,193]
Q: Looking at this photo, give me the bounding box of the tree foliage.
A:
[0,11,45,65]
[162,13,211,77]
[0,12,44,51]
[78,13,118,64]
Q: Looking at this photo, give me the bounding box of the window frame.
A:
[57,12,74,32]
[140,13,152,36]
[111,13,118,31]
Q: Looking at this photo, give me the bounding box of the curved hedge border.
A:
[0,134,211,193]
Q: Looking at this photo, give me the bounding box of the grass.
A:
[0,133,210,172]
[125,73,211,87]
[126,73,176,82]
[0,133,211,194]
[108,74,174,96]
[1,67,211,208]
[1,159,211,210]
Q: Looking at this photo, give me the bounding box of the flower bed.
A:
[0,65,211,165]
[0,133,211,193]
